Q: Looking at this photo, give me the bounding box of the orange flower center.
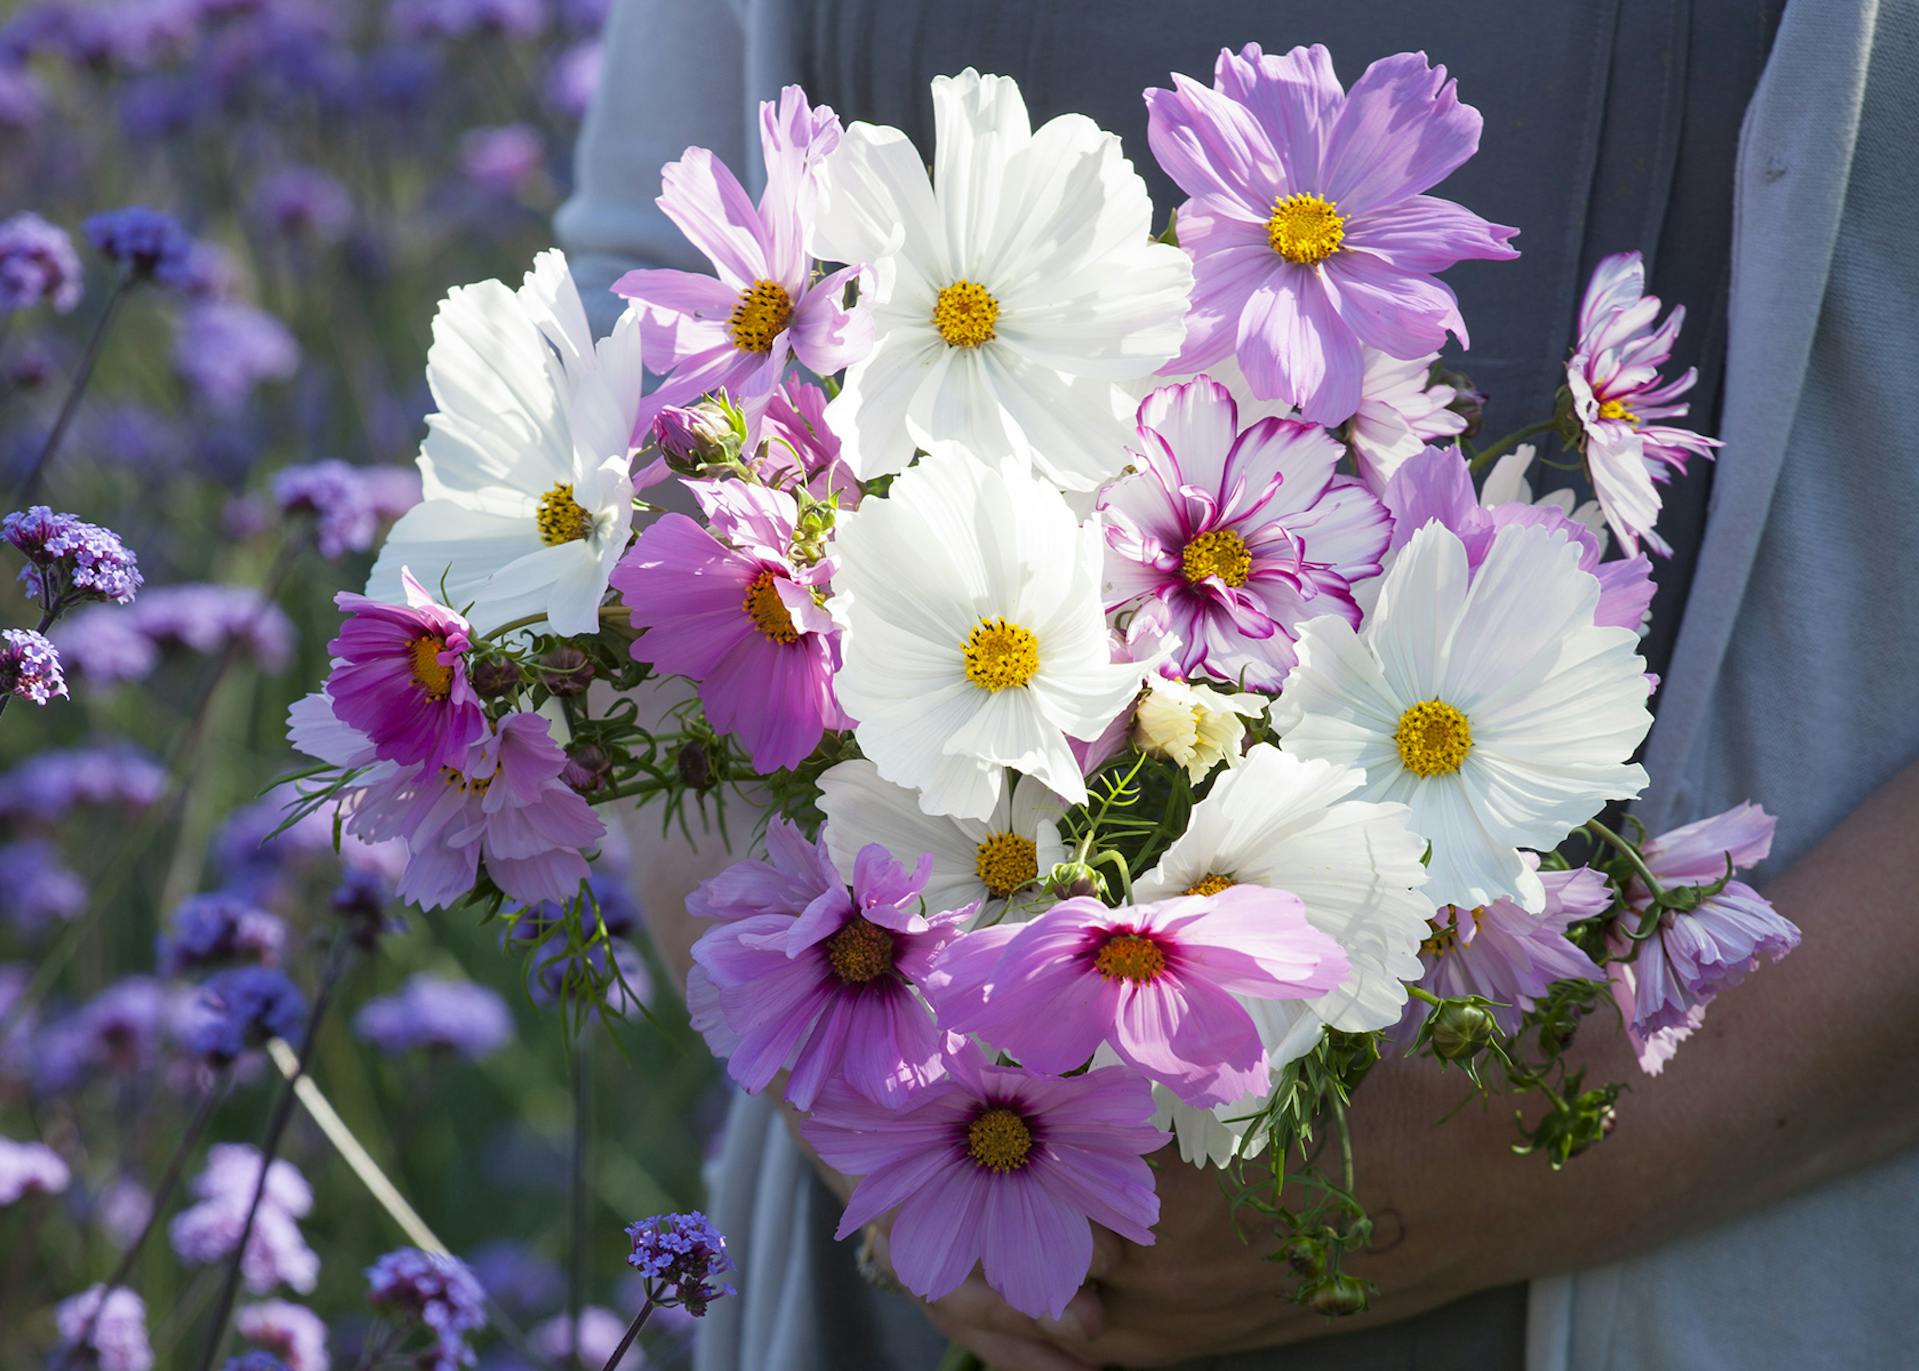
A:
[824,919,894,984]
[1094,933,1167,983]
[409,635,453,699]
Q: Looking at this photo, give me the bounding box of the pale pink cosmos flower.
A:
[1566,251,1721,557]
[801,1038,1167,1319]
[1099,377,1391,692]
[929,888,1347,1107]
[1348,348,1466,491]
[325,567,484,775]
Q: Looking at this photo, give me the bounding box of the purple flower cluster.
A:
[365,1247,488,1371]
[169,1146,320,1295]
[624,1211,734,1317]
[56,583,296,685]
[0,741,166,823]
[174,301,301,409]
[459,123,544,195]
[354,974,512,1059]
[273,459,421,560]
[234,1300,329,1371]
[83,205,195,285]
[389,0,548,43]
[3,506,143,608]
[467,1239,564,1315]
[528,1306,639,1369]
[0,837,85,934]
[0,210,82,312]
[184,966,306,1064]
[158,891,286,976]
[251,165,353,244]
[0,625,66,704]
[0,1134,71,1205]
[55,1285,153,1371]
[33,976,171,1093]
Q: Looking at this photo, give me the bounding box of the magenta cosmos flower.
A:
[1145,44,1518,424]
[615,86,872,442]
[931,887,1347,1106]
[1099,377,1391,691]
[613,479,847,772]
[326,567,484,774]
[1381,444,1655,632]
[1387,862,1610,1051]
[801,1038,1166,1318]
[689,821,971,1109]
[1607,803,1798,1074]
[1567,252,1722,557]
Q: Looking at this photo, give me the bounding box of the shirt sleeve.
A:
[555,0,751,338]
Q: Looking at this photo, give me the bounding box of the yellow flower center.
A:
[966,1106,1034,1172]
[1597,398,1640,425]
[741,570,799,644]
[726,278,794,353]
[1266,192,1346,266]
[1420,905,1486,958]
[932,280,999,348]
[437,765,492,795]
[1394,699,1474,778]
[1094,932,1167,983]
[1180,529,1252,587]
[962,617,1038,692]
[974,832,1039,898]
[824,919,895,985]
[535,482,594,546]
[1183,873,1237,898]
[409,634,453,699]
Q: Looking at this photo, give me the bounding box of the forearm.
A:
[1357,756,1919,1298]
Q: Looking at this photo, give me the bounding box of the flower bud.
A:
[538,645,595,696]
[1276,1235,1325,1279]
[1046,861,1102,901]
[1308,1272,1369,1317]
[1131,676,1261,782]
[562,741,614,795]
[1429,1001,1496,1062]
[653,401,739,473]
[676,739,714,790]
[1430,363,1485,439]
[470,654,522,699]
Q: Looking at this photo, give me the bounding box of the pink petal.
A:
[1319,52,1483,214]
[1236,267,1364,424]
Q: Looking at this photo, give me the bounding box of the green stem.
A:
[1584,818,1665,903]
[1467,418,1558,474]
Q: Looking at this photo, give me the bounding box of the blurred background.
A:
[0,2,726,1366]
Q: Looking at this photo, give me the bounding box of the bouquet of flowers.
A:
[282,44,1798,1323]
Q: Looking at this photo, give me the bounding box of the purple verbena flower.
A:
[185,966,307,1064]
[34,976,168,1092]
[174,301,301,410]
[0,1134,70,1205]
[219,1353,289,1371]
[353,973,512,1059]
[235,1301,329,1371]
[0,626,66,704]
[0,210,83,312]
[0,837,84,933]
[83,206,195,286]
[624,1211,734,1317]
[0,741,165,824]
[529,1307,637,1368]
[55,1285,153,1371]
[158,892,286,977]
[1146,44,1518,424]
[467,1239,564,1315]
[251,166,353,244]
[51,606,156,684]
[126,583,295,673]
[459,123,544,195]
[544,39,600,120]
[170,1146,319,1295]
[3,506,143,608]
[272,459,401,560]
[389,0,548,42]
[365,1248,488,1371]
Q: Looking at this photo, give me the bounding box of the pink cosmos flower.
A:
[1387,863,1610,1051]
[1380,445,1655,632]
[612,479,849,772]
[326,567,484,774]
[689,822,972,1110]
[800,1038,1167,1319]
[930,888,1348,1107]
[1099,377,1390,691]
[756,376,859,505]
[1348,348,1467,491]
[1607,803,1798,1074]
[615,86,873,443]
[1567,252,1722,557]
[1145,44,1518,424]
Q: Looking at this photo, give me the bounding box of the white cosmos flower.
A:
[1131,744,1433,1166]
[1272,521,1653,913]
[1131,676,1264,783]
[812,68,1192,492]
[368,249,643,635]
[1482,444,1608,549]
[831,446,1145,821]
[818,759,1065,923]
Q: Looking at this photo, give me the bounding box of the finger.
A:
[1037,1281,1106,1342]
[1085,1226,1125,1281]
[930,1273,1055,1342]
[934,1325,1102,1371]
